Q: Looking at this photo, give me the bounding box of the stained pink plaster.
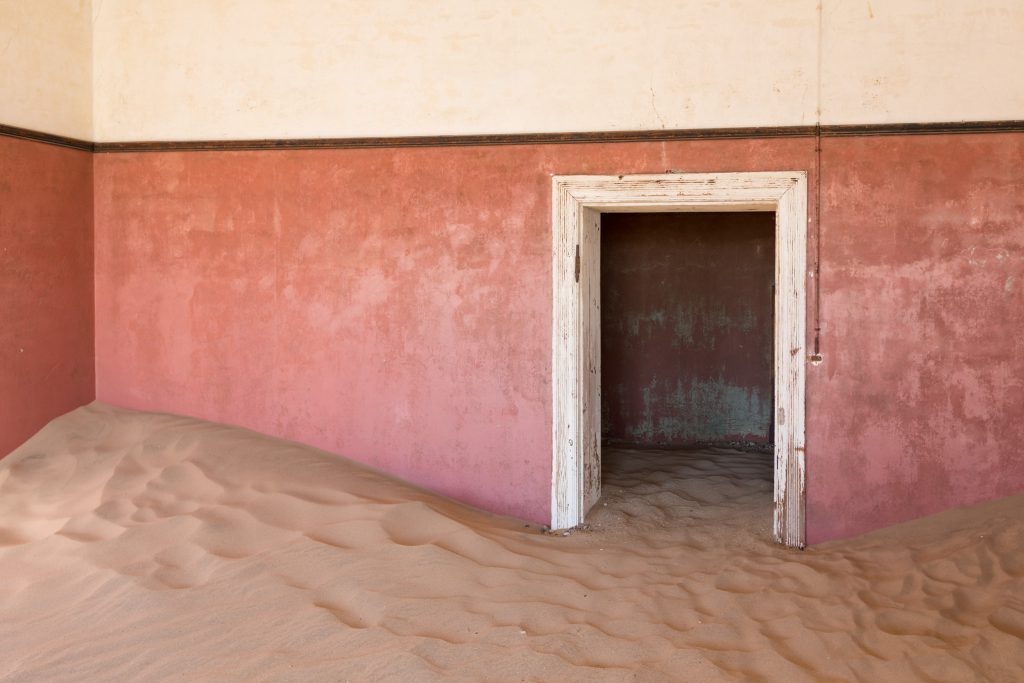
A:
[807,133,1024,543]
[92,134,1024,541]
[0,136,94,456]
[93,140,813,525]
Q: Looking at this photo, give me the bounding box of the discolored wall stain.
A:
[600,213,775,446]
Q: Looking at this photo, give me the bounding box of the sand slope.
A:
[0,403,1022,682]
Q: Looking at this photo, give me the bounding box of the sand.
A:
[0,403,1022,682]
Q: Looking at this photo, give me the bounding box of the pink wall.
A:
[0,136,95,456]
[93,133,1024,541]
[601,212,774,446]
[93,140,810,524]
[808,133,1024,542]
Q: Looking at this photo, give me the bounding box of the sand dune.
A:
[0,403,1022,682]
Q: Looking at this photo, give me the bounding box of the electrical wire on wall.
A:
[811,1,824,362]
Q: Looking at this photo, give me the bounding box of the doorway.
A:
[550,173,807,547]
[600,211,775,448]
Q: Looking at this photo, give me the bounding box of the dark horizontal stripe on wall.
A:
[820,120,1024,137]
[0,123,93,152]
[3,120,1024,153]
[88,120,1024,152]
[94,126,819,152]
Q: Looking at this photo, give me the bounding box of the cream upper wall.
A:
[821,1,1024,124]
[90,0,1024,142]
[3,1,1020,142]
[92,0,821,141]
[0,0,92,140]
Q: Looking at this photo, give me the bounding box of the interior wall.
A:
[93,132,1024,542]
[810,132,1024,543]
[0,0,92,139]
[90,0,1023,142]
[2,0,1020,543]
[0,0,95,456]
[0,136,95,457]
[2,0,1016,144]
[600,213,774,446]
[93,139,813,524]
[90,0,816,141]
[820,1,1024,124]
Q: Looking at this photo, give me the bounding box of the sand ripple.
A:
[0,403,1022,682]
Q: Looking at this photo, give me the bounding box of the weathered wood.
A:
[580,208,602,514]
[773,176,808,548]
[551,178,582,529]
[551,172,807,547]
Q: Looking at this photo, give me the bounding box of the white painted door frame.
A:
[551,172,808,548]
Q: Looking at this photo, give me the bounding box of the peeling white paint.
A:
[552,172,808,547]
